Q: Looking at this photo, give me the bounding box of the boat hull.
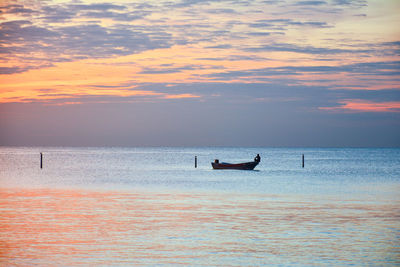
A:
[211,161,259,170]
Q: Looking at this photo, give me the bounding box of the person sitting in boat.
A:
[254,154,261,162]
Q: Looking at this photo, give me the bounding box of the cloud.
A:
[0,2,174,74]
[294,1,327,6]
[204,60,400,81]
[247,32,271,36]
[243,42,368,54]
[0,66,25,74]
[0,0,377,76]
[281,61,400,76]
[0,4,36,14]
[139,63,222,74]
[205,44,233,49]
[39,3,146,23]
[139,63,211,74]
[39,5,75,22]
[249,19,330,30]
[0,19,172,74]
[0,20,58,43]
[69,3,126,11]
[203,8,238,14]
[332,0,367,7]
[56,24,170,56]
[292,0,367,9]
[320,100,400,112]
[170,0,217,8]
[196,55,266,61]
[78,10,144,21]
[70,3,149,21]
[0,63,54,74]
[163,93,201,99]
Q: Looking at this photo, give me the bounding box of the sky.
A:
[0,0,399,147]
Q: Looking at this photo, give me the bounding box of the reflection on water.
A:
[1,188,399,266]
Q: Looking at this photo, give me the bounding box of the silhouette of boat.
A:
[211,160,259,170]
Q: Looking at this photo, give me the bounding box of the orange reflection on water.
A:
[1,188,399,265]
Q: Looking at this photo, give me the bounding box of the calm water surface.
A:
[1,147,399,266]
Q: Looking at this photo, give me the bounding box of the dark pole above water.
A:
[195,156,197,168]
[302,154,304,168]
[40,152,43,169]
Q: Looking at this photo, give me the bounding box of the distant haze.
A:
[0,0,399,147]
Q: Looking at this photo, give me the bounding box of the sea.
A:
[0,147,399,266]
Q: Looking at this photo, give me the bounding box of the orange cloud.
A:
[1,0,399,108]
[320,100,400,112]
[163,93,200,99]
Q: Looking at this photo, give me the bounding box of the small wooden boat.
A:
[211,160,259,170]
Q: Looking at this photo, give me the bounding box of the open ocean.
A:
[1,147,399,266]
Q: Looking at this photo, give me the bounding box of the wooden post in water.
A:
[40,152,43,169]
[195,156,197,168]
[302,154,304,168]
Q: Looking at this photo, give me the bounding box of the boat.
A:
[211,160,259,170]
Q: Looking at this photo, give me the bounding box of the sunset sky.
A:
[1,0,399,146]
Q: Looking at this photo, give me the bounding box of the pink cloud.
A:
[320,100,400,113]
